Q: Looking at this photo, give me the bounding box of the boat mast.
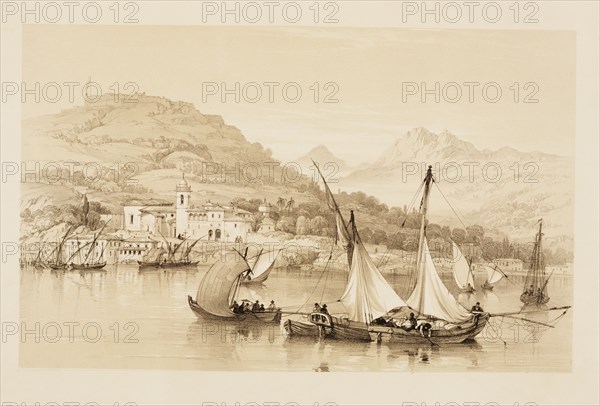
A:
[408,165,434,296]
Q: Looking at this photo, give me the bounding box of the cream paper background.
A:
[1,1,598,405]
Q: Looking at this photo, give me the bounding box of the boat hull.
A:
[138,261,199,270]
[520,292,550,306]
[370,314,490,344]
[161,261,199,268]
[459,287,476,294]
[481,282,494,290]
[284,314,489,344]
[283,315,374,342]
[49,263,68,270]
[71,262,106,270]
[187,295,281,323]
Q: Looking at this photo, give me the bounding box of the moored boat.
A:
[241,248,281,285]
[452,242,476,294]
[71,262,107,270]
[520,220,551,306]
[481,264,506,290]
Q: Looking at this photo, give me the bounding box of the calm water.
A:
[20,264,573,371]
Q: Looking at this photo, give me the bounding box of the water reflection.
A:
[19,264,572,371]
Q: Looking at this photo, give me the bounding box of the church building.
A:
[122,174,252,242]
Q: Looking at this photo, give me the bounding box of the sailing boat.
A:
[286,164,489,344]
[284,161,410,341]
[452,242,476,293]
[482,264,506,290]
[520,219,551,305]
[187,249,281,322]
[241,248,282,285]
[70,232,108,271]
[370,165,489,344]
[137,246,168,269]
[48,226,74,270]
[145,235,201,269]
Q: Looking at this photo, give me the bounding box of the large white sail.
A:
[339,238,407,324]
[407,238,472,323]
[484,264,504,285]
[452,242,474,289]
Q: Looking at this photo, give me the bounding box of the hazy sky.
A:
[22,25,575,162]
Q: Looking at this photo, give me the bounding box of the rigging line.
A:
[319,245,335,303]
[292,246,335,314]
[433,182,469,230]
[376,180,425,269]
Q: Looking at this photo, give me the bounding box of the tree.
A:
[276,216,296,234]
[451,228,467,243]
[387,232,405,249]
[286,197,295,212]
[82,194,89,226]
[441,225,451,239]
[276,197,287,212]
[371,229,388,245]
[427,223,442,239]
[466,224,485,243]
[309,216,329,236]
[296,216,308,235]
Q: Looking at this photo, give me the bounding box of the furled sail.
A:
[312,160,353,264]
[143,247,167,262]
[407,238,472,323]
[452,242,474,289]
[195,251,250,317]
[484,265,504,285]
[523,220,548,295]
[340,233,407,324]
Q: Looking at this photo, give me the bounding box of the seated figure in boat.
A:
[313,303,321,312]
[320,304,329,315]
[416,321,433,337]
[471,302,484,313]
[258,304,265,312]
[386,318,403,328]
[400,313,418,331]
[252,300,261,312]
[467,283,474,291]
[231,300,239,313]
[526,284,534,295]
[268,300,277,311]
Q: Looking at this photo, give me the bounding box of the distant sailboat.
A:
[482,264,505,290]
[520,219,551,306]
[452,242,476,293]
[241,248,281,285]
[137,247,168,269]
[141,234,201,269]
[48,226,74,270]
[70,226,108,270]
[187,249,281,322]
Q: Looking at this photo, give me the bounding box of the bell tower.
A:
[175,173,191,237]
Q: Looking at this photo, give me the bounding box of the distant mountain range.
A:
[338,127,574,240]
[294,144,368,178]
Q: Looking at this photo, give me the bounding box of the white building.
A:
[493,258,524,274]
[122,174,252,242]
